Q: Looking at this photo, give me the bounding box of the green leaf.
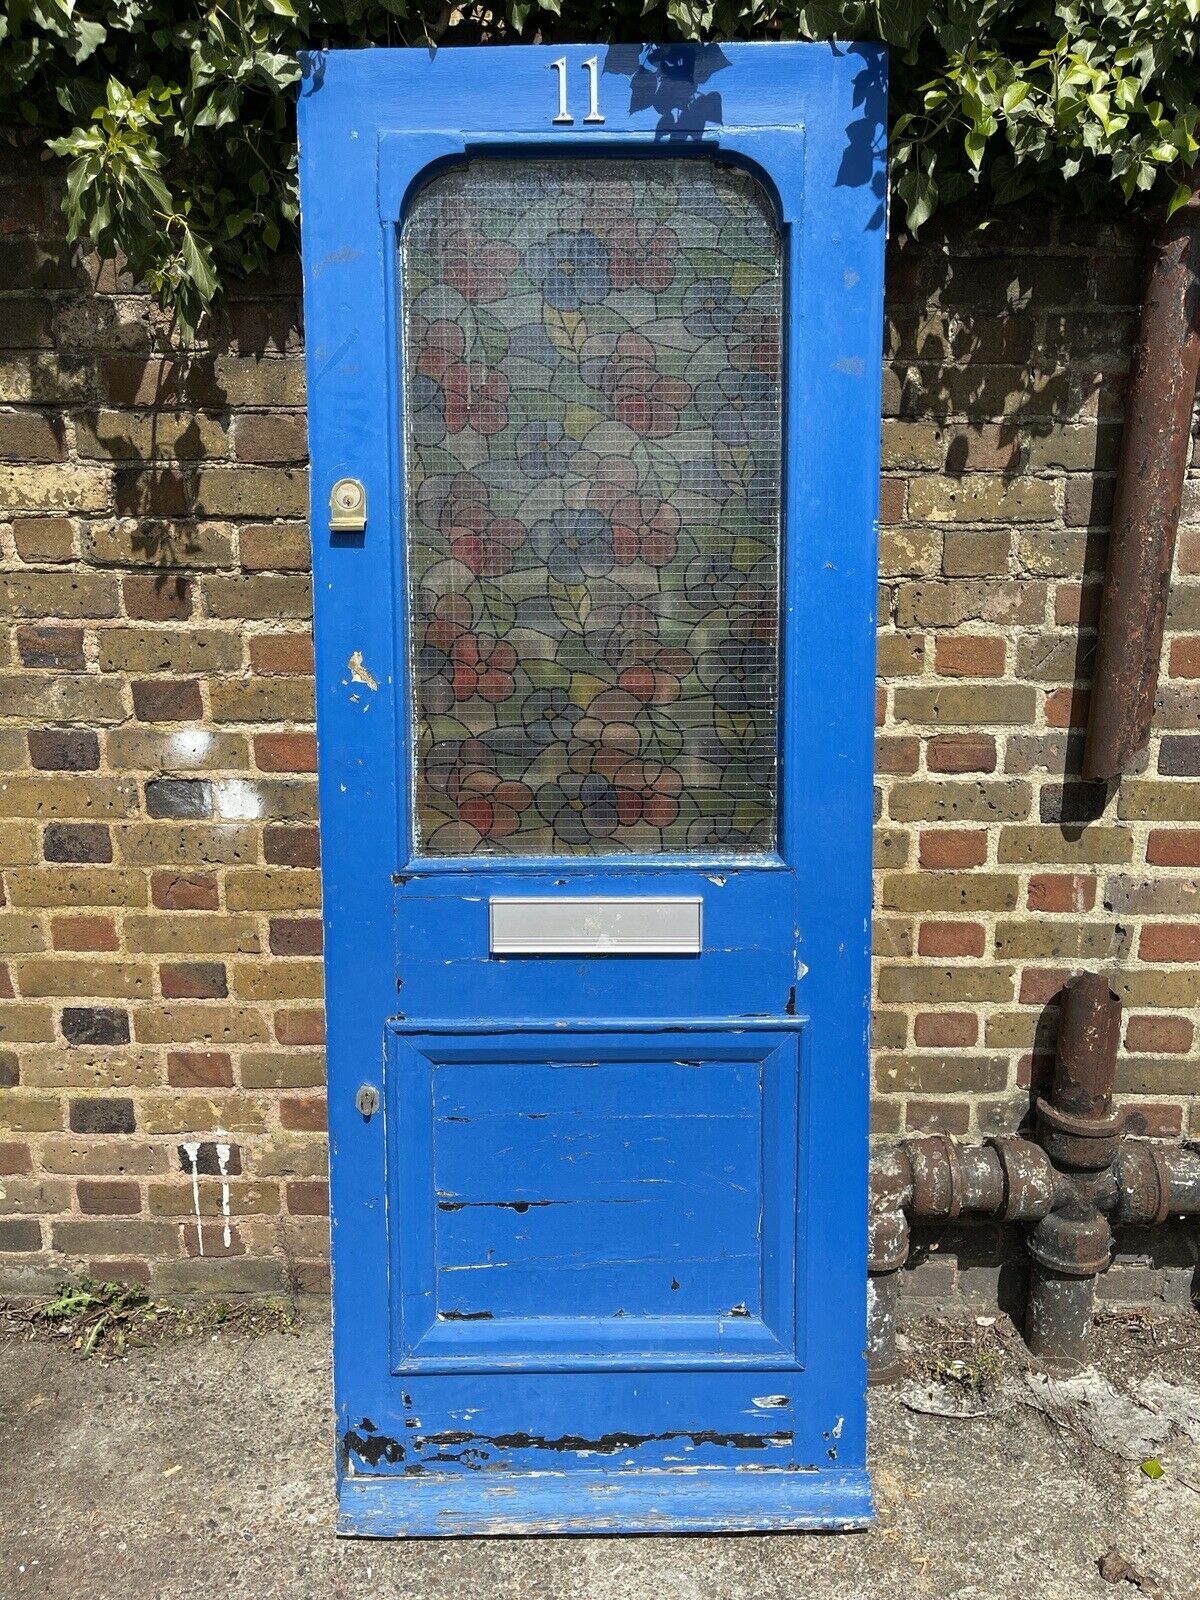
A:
[1166,180,1195,217]
[896,167,938,232]
[180,227,218,304]
[1141,1458,1165,1479]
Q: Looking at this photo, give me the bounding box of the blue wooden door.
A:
[299,42,886,1537]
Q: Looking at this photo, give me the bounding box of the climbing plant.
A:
[1,1,1197,334]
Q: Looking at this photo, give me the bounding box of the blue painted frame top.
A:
[298,41,887,1534]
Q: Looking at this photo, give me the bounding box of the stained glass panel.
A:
[401,159,782,856]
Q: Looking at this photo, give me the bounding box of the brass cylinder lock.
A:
[329,476,367,532]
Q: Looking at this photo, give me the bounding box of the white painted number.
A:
[583,56,605,124]
[549,56,605,127]
[551,57,572,124]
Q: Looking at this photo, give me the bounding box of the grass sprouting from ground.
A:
[0,1277,301,1359]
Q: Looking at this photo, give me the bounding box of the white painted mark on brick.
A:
[182,1140,204,1256]
[216,779,263,820]
[170,728,212,765]
[216,1139,233,1249]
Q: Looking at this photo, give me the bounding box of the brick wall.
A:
[1,130,1197,1303]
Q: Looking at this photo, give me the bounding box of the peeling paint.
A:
[348,650,379,691]
[216,1138,233,1249]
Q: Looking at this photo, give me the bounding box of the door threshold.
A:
[337,1465,874,1537]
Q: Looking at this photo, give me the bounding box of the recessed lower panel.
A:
[387,1024,803,1371]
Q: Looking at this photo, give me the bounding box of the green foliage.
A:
[1,0,1197,335]
[13,1276,300,1356]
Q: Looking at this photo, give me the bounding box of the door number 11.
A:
[551,56,605,126]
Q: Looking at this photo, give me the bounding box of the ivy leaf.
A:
[180,227,218,305]
[1166,179,1195,217]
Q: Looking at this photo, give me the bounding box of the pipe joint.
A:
[903,1135,964,1220]
[986,1135,1057,1222]
[1116,1140,1174,1227]
[1026,1205,1114,1279]
[1036,1094,1122,1173]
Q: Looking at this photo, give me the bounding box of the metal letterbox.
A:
[298,41,886,1536]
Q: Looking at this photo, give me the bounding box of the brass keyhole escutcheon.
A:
[330,477,367,532]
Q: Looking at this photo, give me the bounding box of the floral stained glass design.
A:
[401,159,782,856]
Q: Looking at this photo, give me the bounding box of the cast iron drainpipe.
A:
[868,972,1200,1382]
[1083,169,1200,780]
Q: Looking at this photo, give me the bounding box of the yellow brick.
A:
[0,915,48,956]
[133,1004,270,1045]
[229,960,324,1001]
[124,915,261,956]
[137,1094,270,1134]
[6,868,147,907]
[0,777,138,819]
[20,1049,163,1090]
[0,1092,63,1131]
[0,463,111,512]
[146,1180,280,1216]
[16,960,154,999]
[225,868,322,911]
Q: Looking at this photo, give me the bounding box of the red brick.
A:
[286,1179,329,1215]
[52,915,119,952]
[28,729,99,771]
[913,1011,978,1047]
[1027,873,1096,913]
[1120,1103,1183,1138]
[122,574,192,621]
[255,732,317,772]
[1045,686,1089,729]
[17,624,84,671]
[1139,923,1200,962]
[1019,968,1070,1006]
[1124,1015,1193,1054]
[160,962,228,1000]
[77,1179,141,1215]
[264,825,321,868]
[275,1009,325,1046]
[167,1050,235,1088]
[151,871,219,911]
[1054,582,1102,628]
[879,477,906,524]
[250,634,314,675]
[1145,830,1200,867]
[934,636,1006,678]
[876,735,920,775]
[918,921,986,958]
[919,829,988,869]
[132,679,203,722]
[280,1094,327,1131]
[927,734,996,773]
[1168,637,1200,678]
[269,918,323,956]
[0,1142,33,1176]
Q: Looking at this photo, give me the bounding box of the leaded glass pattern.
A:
[401,159,782,856]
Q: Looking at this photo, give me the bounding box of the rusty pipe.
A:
[1117,1141,1200,1225]
[1083,172,1200,780]
[1025,974,1122,1371]
[868,973,1151,1383]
